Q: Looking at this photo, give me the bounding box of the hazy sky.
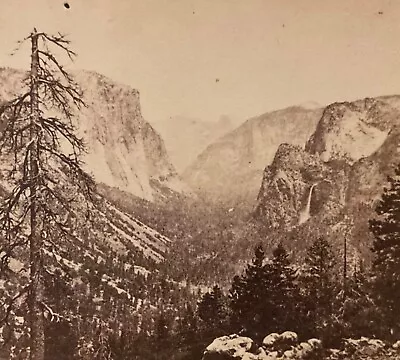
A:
[1,0,400,125]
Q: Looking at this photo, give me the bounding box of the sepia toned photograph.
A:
[0,1,399,359]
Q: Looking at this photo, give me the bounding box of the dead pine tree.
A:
[0,28,94,360]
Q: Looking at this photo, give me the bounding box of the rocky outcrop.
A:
[254,96,400,258]
[202,332,322,360]
[255,143,349,230]
[183,106,323,206]
[202,333,400,360]
[306,97,398,163]
[327,337,400,359]
[202,335,257,360]
[0,67,190,202]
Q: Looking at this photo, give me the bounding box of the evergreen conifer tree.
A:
[177,303,198,346]
[302,237,339,338]
[263,243,300,334]
[198,285,228,338]
[343,259,378,339]
[229,243,301,340]
[229,244,266,337]
[369,164,400,338]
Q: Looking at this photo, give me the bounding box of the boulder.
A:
[262,333,280,349]
[297,342,312,354]
[281,331,298,344]
[307,338,322,350]
[283,349,295,358]
[290,340,323,359]
[203,332,322,360]
[273,331,298,353]
[392,340,400,350]
[241,353,259,360]
[202,334,255,360]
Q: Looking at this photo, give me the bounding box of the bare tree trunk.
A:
[29,28,45,360]
[342,232,348,322]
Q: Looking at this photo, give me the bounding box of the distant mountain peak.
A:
[151,115,236,173]
[183,105,323,205]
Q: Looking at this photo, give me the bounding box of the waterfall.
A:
[299,184,316,225]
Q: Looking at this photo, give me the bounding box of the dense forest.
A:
[1,164,397,359]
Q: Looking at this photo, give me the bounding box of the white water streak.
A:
[299,184,316,225]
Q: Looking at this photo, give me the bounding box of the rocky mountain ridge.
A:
[0,66,178,317]
[305,97,397,163]
[183,105,324,206]
[254,96,400,258]
[0,67,189,202]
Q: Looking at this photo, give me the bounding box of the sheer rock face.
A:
[305,97,398,163]
[254,96,400,259]
[0,68,175,264]
[0,67,190,202]
[255,143,350,230]
[183,106,323,206]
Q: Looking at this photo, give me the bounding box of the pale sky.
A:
[1,0,400,124]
